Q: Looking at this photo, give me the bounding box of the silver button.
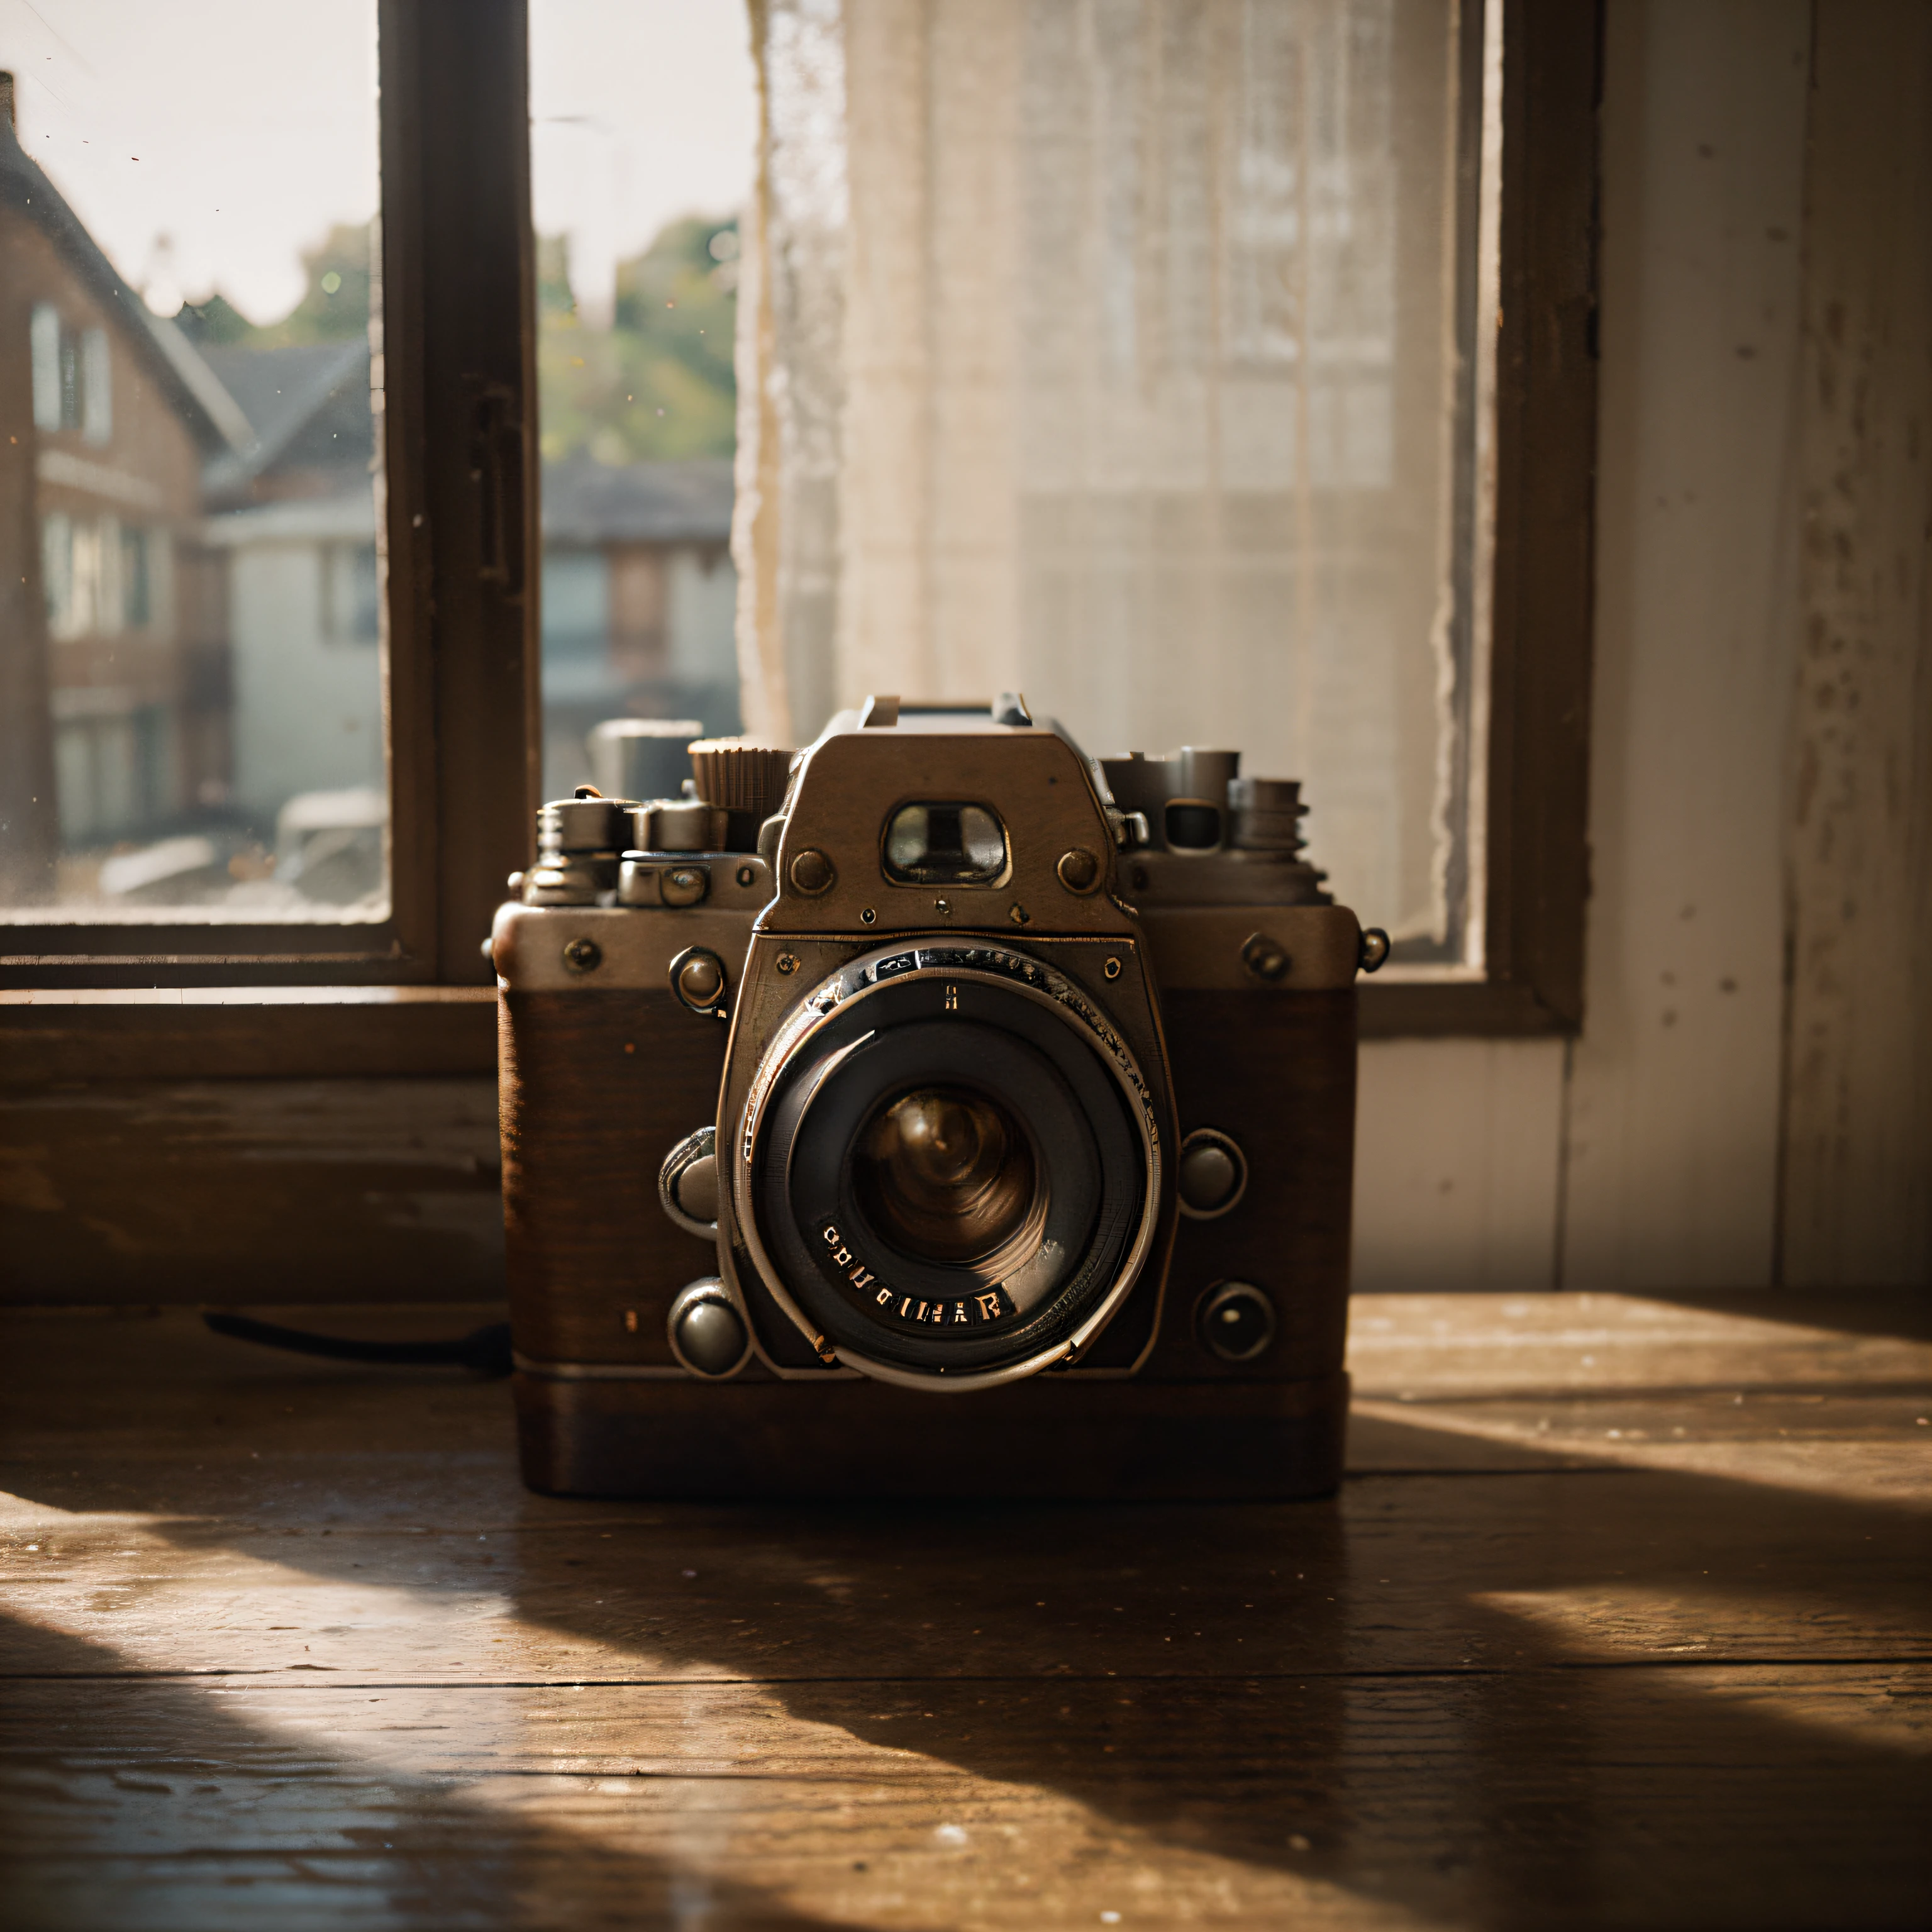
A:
[674,1152,718,1226]
[668,1279,749,1377]
[658,1125,720,1238]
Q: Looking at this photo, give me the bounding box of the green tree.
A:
[538,214,738,464]
[173,290,255,346]
[174,223,373,347]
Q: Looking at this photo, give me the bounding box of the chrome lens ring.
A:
[733,940,1163,1392]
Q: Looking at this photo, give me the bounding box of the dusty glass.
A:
[528,0,757,803]
[0,1,386,919]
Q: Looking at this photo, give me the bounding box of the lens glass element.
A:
[852,1085,1036,1265]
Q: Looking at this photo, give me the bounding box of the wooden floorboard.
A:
[2,1293,1928,1930]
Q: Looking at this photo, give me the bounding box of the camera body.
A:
[491,698,1380,1501]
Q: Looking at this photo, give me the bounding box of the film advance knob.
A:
[667,1279,749,1378]
[687,740,794,821]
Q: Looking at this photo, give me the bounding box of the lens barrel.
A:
[734,941,1162,1387]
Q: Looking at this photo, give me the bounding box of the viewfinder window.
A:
[882,804,1009,887]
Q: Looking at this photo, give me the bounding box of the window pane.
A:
[529,0,757,803]
[742,0,1497,968]
[0,2,387,921]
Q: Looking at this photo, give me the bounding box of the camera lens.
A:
[738,941,1162,1387]
[853,1086,1036,1265]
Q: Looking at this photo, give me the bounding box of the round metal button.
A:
[669,947,728,1013]
[658,1125,720,1236]
[675,1152,718,1225]
[1196,1280,1277,1362]
[789,847,836,895]
[1057,847,1101,894]
[1176,1128,1248,1219]
[667,1279,750,1378]
[662,865,709,909]
[1241,931,1289,983]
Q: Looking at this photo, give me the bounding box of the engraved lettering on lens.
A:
[813,1219,1014,1326]
[944,984,958,1011]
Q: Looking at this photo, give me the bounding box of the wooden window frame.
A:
[0,0,1597,1085]
[1363,0,1600,1038]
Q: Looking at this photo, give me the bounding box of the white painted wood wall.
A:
[1353,0,1932,1292]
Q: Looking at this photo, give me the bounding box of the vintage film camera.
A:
[491,696,1388,1501]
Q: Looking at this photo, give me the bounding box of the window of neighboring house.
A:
[28,306,111,441]
[28,301,59,428]
[40,514,153,638]
[119,523,151,629]
[80,325,111,440]
[39,511,74,637]
[321,541,380,644]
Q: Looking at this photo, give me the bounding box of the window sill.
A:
[0,985,497,1084]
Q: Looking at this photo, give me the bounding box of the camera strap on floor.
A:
[201,1311,513,1378]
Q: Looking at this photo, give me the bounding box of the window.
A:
[1,0,1595,1043]
[0,0,536,989]
[740,0,1485,967]
[121,523,152,630]
[321,542,380,645]
[528,0,754,802]
[3,3,389,921]
[732,0,1596,1029]
[28,304,109,437]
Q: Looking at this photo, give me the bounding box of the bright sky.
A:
[0,0,756,326]
[531,0,758,325]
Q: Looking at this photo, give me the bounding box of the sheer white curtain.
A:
[734,0,1487,951]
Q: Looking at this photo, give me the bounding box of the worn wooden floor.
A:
[1,1292,1927,1931]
